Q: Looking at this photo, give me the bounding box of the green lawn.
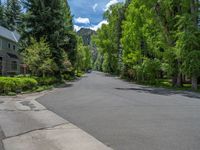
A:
[153,79,200,93]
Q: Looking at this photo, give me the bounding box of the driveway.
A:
[37,72,200,150]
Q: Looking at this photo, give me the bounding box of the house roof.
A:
[0,26,20,42]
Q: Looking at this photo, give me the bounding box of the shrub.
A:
[34,77,59,86]
[75,70,84,77]
[22,38,58,76]
[0,77,38,94]
[142,58,161,83]
[62,74,75,81]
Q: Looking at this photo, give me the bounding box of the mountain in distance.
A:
[77,28,96,46]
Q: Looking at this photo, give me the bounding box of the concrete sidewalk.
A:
[0,92,112,150]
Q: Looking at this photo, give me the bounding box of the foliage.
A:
[34,76,60,86]
[21,0,75,78]
[22,38,58,77]
[35,85,53,92]
[93,52,103,71]
[93,0,200,90]
[0,77,38,94]
[76,37,92,72]
[0,75,63,95]
[142,58,161,83]
[93,3,125,74]
[182,51,200,77]
[3,0,22,31]
[0,3,4,26]
[174,2,200,89]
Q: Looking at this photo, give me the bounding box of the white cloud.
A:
[104,0,119,11]
[74,17,90,24]
[90,20,108,31]
[74,20,108,32]
[92,3,98,12]
[74,25,81,31]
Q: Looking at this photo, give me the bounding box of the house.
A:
[0,26,21,76]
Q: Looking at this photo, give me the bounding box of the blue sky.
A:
[68,0,125,31]
[1,0,124,31]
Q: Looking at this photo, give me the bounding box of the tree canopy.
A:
[93,0,200,90]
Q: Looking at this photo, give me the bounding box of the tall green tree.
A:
[4,0,22,30]
[0,2,4,26]
[76,37,92,72]
[93,0,200,90]
[93,3,124,74]
[121,0,162,81]
[22,0,71,77]
[23,38,58,77]
[175,0,200,90]
[61,0,77,66]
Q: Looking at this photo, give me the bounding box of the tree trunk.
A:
[192,75,198,90]
[172,75,177,87]
[176,73,183,87]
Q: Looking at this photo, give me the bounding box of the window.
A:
[13,45,16,50]
[11,61,17,71]
[0,39,2,49]
[8,43,11,49]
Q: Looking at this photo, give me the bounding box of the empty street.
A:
[37,72,200,150]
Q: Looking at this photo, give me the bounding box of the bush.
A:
[62,74,75,81]
[0,77,38,94]
[142,58,161,83]
[34,77,59,86]
[127,58,161,84]
[35,85,53,92]
[75,70,84,77]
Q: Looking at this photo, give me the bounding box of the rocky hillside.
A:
[77,28,96,46]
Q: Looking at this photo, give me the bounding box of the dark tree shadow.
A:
[54,83,73,88]
[115,87,200,99]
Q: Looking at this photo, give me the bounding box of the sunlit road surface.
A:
[38,72,200,150]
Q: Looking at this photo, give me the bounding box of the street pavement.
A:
[37,72,200,150]
[0,92,112,150]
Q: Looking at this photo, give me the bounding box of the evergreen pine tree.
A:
[61,0,77,66]
[4,0,21,31]
[0,2,4,26]
[22,0,69,77]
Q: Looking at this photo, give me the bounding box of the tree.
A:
[76,37,92,72]
[93,3,124,74]
[23,38,57,77]
[121,0,163,81]
[60,0,77,67]
[62,0,73,31]
[22,0,71,78]
[175,1,200,90]
[0,2,4,26]
[4,0,22,31]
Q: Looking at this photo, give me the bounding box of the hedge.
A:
[0,77,38,94]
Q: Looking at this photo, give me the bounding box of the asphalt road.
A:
[37,72,200,150]
[0,126,5,150]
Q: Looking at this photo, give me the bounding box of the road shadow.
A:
[104,73,118,77]
[54,83,73,89]
[115,87,200,99]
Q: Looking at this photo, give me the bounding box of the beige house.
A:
[0,26,21,76]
